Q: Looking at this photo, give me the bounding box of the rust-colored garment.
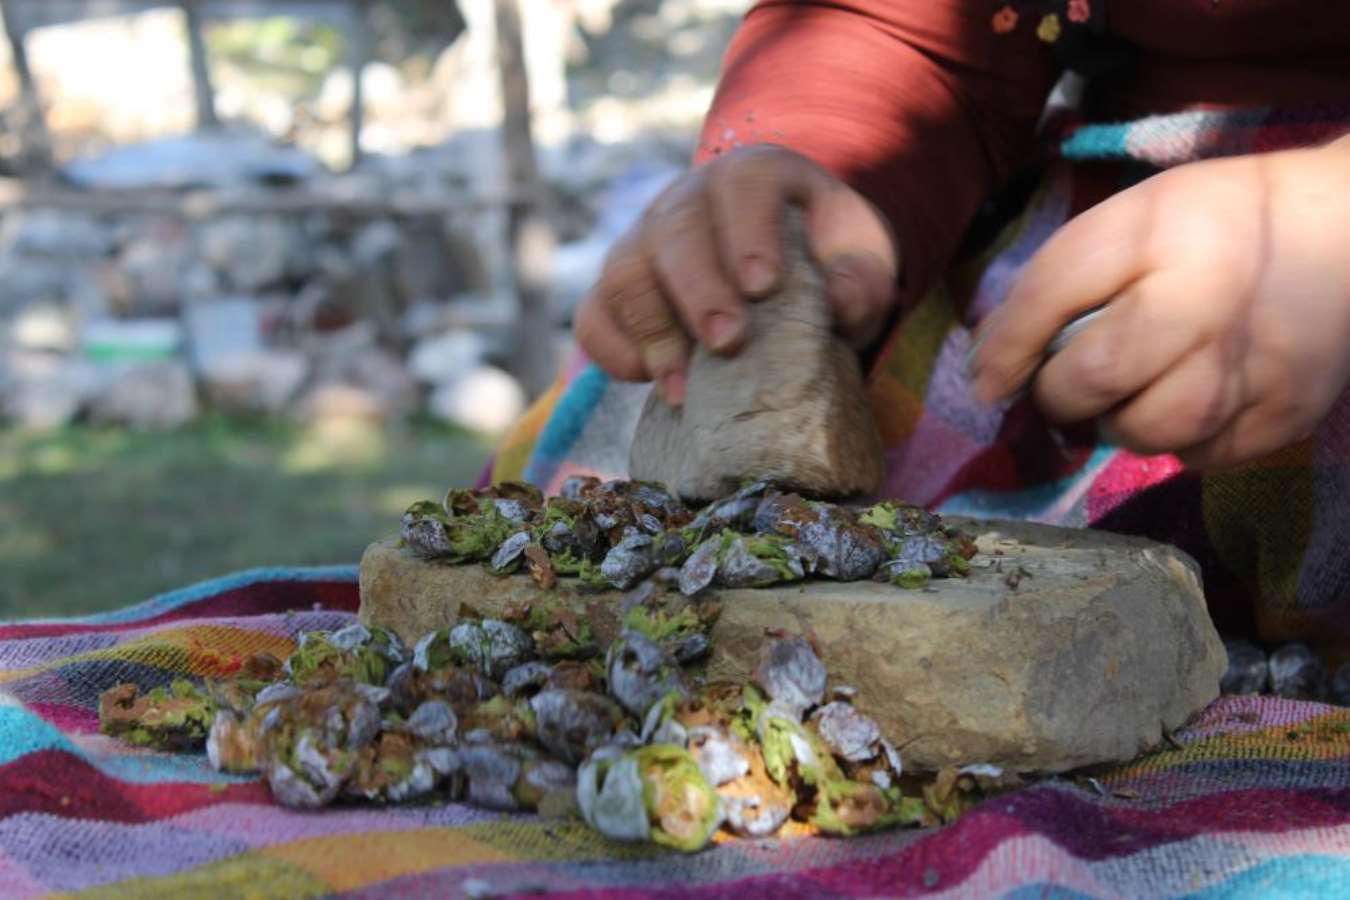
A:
[695,0,1350,306]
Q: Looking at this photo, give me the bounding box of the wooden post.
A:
[347,0,371,169]
[0,0,52,172]
[179,0,219,130]
[494,0,556,399]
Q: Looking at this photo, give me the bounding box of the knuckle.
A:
[614,291,677,343]
[1068,339,1127,399]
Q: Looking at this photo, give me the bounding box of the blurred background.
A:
[0,0,744,617]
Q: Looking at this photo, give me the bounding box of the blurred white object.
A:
[428,364,525,434]
[200,350,310,415]
[64,133,321,190]
[408,330,489,385]
[11,303,77,353]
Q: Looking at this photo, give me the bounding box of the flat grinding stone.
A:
[359,518,1225,774]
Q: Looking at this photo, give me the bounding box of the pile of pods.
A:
[400,476,978,593]
[97,480,1010,851]
[100,620,1015,849]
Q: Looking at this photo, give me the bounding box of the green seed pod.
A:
[285,625,404,688]
[578,744,722,852]
[98,680,215,752]
[636,744,723,851]
[461,694,538,745]
[256,681,384,808]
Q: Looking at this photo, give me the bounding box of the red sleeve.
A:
[695,0,1059,307]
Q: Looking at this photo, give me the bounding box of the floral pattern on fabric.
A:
[992,0,1132,79]
[992,1,1095,42]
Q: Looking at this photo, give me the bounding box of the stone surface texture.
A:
[359,517,1226,774]
[627,207,884,502]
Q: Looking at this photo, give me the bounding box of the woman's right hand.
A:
[574,145,901,405]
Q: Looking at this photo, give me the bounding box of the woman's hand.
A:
[968,136,1350,469]
[574,145,900,405]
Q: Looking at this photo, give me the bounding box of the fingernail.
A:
[660,371,686,407]
[741,256,776,294]
[704,312,742,353]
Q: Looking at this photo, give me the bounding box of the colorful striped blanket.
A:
[3,567,1350,898]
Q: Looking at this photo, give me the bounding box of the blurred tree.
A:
[0,0,52,174]
[495,0,556,398]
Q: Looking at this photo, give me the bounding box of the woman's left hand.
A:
[968,135,1350,469]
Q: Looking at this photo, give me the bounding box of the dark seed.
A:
[1268,642,1327,700]
[1220,638,1268,695]
[678,539,719,596]
[1329,663,1350,707]
[490,531,531,572]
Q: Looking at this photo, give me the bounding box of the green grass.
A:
[0,417,493,619]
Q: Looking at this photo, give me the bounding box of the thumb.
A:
[806,190,900,349]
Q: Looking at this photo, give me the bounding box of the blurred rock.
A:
[89,360,197,430]
[394,224,457,301]
[305,320,379,360]
[428,364,525,434]
[296,383,387,424]
[201,350,310,415]
[0,256,71,314]
[199,216,308,292]
[185,298,262,370]
[408,330,488,385]
[345,348,419,415]
[304,338,418,423]
[63,133,321,191]
[0,352,101,430]
[0,209,114,260]
[351,220,401,268]
[119,227,208,314]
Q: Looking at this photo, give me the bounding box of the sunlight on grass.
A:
[0,420,491,618]
[0,527,53,562]
[30,443,79,475]
[283,420,388,473]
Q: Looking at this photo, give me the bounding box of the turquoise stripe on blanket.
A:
[0,705,251,784]
[524,363,611,487]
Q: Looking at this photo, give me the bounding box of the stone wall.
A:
[0,129,689,433]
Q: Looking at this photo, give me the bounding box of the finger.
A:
[595,234,692,404]
[1175,401,1311,471]
[825,251,898,348]
[970,186,1156,403]
[1031,270,1209,424]
[645,182,748,355]
[706,146,829,296]
[574,289,645,382]
[1096,345,1242,456]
